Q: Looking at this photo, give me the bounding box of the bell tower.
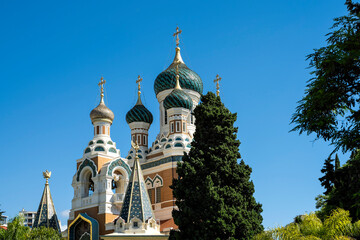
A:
[68,77,132,237]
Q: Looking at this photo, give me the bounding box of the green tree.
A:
[319,156,336,195]
[0,216,61,240]
[28,227,61,240]
[323,151,360,221]
[0,216,30,240]
[253,209,360,240]
[171,92,263,240]
[291,0,360,153]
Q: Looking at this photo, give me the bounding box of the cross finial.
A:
[136,75,143,105]
[214,74,222,97]
[173,26,182,47]
[98,76,106,103]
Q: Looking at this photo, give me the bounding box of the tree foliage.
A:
[170,92,263,240]
[0,216,61,240]
[253,209,360,240]
[291,0,360,153]
[317,151,360,222]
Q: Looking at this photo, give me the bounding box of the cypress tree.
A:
[171,92,263,240]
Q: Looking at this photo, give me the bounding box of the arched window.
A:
[155,146,160,150]
[187,144,191,148]
[84,148,91,153]
[175,137,182,141]
[155,187,161,203]
[96,140,104,144]
[82,171,94,197]
[127,156,132,160]
[164,110,167,124]
[161,138,167,142]
[168,138,173,142]
[88,141,94,146]
[165,144,171,149]
[143,135,146,145]
[174,143,183,147]
[185,138,190,142]
[109,148,116,153]
[95,146,105,151]
[107,141,113,145]
[138,155,143,159]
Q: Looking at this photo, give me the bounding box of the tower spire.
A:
[214,74,222,97]
[174,64,181,90]
[98,76,106,103]
[136,75,143,105]
[33,170,61,233]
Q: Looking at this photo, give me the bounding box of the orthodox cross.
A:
[173,26,182,47]
[136,75,143,96]
[98,76,106,101]
[214,74,222,97]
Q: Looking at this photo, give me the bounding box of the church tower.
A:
[68,77,132,237]
[125,27,203,232]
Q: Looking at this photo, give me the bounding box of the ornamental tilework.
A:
[154,63,203,95]
[141,156,182,170]
[126,104,153,124]
[107,158,132,176]
[76,159,97,181]
[163,89,193,110]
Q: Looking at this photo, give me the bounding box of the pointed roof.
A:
[119,142,155,223]
[33,170,61,233]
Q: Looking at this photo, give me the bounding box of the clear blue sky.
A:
[0,0,351,230]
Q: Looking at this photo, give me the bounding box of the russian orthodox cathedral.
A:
[67,28,207,239]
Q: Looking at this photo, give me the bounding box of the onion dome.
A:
[126,76,153,124]
[90,77,115,124]
[163,73,193,110]
[126,98,153,124]
[90,102,114,124]
[154,47,203,96]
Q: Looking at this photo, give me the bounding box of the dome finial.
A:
[173,26,182,48]
[172,27,184,65]
[98,76,106,103]
[174,64,181,90]
[214,74,222,97]
[136,75,143,105]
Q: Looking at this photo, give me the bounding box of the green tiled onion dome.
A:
[90,102,114,124]
[154,48,203,96]
[126,103,153,124]
[163,89,193,110]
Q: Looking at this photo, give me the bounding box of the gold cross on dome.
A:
[173,26,182,47]
[136,75,143,93]
[98,76,106,100]
[214,74,222,97]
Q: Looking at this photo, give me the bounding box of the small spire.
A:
[214,74,222,97]
[174,64,182,90]
[136,75,143,105]
[98,76,106,103]
[43,170,51,185]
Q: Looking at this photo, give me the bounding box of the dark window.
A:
[156,187,161,203]
[164,110,167,124]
